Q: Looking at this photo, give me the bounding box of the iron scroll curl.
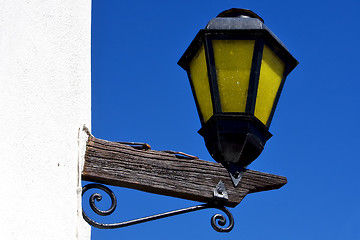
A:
[82,183,234,232]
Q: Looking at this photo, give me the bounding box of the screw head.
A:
[234,171,240,179]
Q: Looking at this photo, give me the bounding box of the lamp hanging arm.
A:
[82,183,234,232]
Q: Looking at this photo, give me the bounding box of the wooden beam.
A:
[82,136,287,207]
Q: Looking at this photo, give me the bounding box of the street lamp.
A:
[81,8,296,234]
[178,8,298,186]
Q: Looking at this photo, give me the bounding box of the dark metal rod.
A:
[82,183,234,232]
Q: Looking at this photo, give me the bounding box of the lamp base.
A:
[198,114,272,186]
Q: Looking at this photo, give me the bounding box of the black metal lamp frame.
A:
[178,26,298,186]
[178,29,298,127]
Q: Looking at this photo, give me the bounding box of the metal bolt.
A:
[234,171,240,179]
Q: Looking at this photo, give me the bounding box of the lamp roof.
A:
[205,9,289,52]
[178,8,298,74]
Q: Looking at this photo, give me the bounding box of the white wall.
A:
[0,1,91,239]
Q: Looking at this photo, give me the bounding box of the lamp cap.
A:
[217,8,264,23]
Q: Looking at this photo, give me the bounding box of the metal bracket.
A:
[213,180,228,201]
[82,183,234,232]
[227,164,245,187]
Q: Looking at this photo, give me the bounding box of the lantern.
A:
[178,9,298,186]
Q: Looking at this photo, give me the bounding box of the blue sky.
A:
[86,0,360,239]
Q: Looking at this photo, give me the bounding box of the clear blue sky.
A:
[86,0,360,239]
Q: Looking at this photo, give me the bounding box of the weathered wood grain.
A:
[82,136,287,207]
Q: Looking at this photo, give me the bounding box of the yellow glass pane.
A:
[213,40,255,113]
[189,45,213,123]
[255,45,285,125]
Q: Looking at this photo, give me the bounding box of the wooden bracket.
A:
[82,136,287,207]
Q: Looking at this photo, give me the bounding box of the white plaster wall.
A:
[0,1,91,239]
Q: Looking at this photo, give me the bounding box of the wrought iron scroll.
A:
[82,183,234,232]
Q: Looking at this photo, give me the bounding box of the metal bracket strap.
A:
[213,180,229,201]
[82,183,234,232]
